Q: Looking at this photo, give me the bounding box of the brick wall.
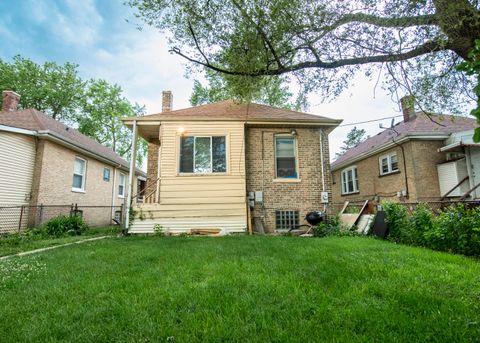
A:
[331,139,446,206]
[246,126,332,232]
[146,139,160,198]
[29,139,134,226]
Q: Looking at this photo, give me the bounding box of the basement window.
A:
[179,136,226,174]
[276,210,299,230]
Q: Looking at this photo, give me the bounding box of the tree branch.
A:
[170,38,449,76]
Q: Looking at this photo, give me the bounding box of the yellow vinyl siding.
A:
[0,132,35,205]
[0,132,36,231]
[130,121,247,234]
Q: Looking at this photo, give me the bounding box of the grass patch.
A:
[0,226,120,257]
[0,236,479,341]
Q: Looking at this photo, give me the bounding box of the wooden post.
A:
[18,205,24,232]
[125,120,138,230]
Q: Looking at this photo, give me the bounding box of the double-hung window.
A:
[179,136,227,174]
[103,167,110,182]
[379,153,399,175]
[118,173,126,198]
[341,166,358,194]
[72,157,86,192]
[275,136,298,178]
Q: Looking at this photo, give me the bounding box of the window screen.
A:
[180,136,226,173]
[275,137,297,178]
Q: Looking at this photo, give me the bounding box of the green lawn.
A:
[0,226,120,257]
[0,236,479,342]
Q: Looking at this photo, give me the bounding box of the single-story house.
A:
[0,90,146,232]
[331,96,476,205]
[122,91,341,234]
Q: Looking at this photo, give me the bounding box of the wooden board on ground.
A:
[190,228,222,236]
[338,200,370,229]
[253,217,265,235]
[356,214,374,234]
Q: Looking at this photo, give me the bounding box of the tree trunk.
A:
[434,0,480,59]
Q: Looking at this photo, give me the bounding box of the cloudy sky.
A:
[0,0,437,159]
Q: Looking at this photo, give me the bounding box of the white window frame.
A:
[274,135,299,179]
[72,157,87,193]
[379,152,399,175]
[103,167,111,182]
[118,173,126,198]
[178,135,228,175]
[341,166,359,195]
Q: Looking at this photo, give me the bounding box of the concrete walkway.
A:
[0,236,109,260]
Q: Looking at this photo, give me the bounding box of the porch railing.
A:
[132,178,160,204]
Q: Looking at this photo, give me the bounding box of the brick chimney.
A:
[2,91,20,112]
[162,91,173,112]
[400,95,415,122]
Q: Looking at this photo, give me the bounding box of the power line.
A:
[338,115,403,127]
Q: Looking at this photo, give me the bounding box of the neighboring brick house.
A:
[331,96,476,206]
[0,91,146,231]
[122,92,341,234]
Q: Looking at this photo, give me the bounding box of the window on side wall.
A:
[118,173,126,198]
[72,157,86,192]
[379,153,399,175]
[103,167,110,182]
[341,166,359,194]
[179,136,226,174]
[275,136,298,178]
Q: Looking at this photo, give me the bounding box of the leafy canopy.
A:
[129,0,480,115]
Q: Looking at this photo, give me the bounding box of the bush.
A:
[382,202,480,257]
[313,215,355,237]
[42,215,88,237]
[382,202,409,242]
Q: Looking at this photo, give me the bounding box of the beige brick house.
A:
[0,91,146,231]
[122,92,341,234]
[331,97,476,206]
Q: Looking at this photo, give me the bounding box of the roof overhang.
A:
[438,141,480,152]
[331,133,450,171]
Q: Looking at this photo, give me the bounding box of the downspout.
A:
[391,136,409,199]
[125,120,138,230]
[319,129,327,212]
[110,166,117,219]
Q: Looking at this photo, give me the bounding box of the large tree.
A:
[129,0,480,115]
[0,55,84,122]
[78,80,148,165]
[335,126,369,159]
[0,56,146,165]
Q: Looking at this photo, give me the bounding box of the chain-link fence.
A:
[0,204,124,234]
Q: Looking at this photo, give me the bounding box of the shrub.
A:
[313,215,354,237]
[408,204,436,246]
[42,215,88,237]
[382,202,409,243]
[382,202,480,257]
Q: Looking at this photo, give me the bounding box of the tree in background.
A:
[78,80,148,165]
[0,56,146,165]
[190,70,306,110]
[0,55,84,122]
[129,0,480,118]
[335,126,369,159]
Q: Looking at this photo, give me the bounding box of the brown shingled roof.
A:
[0,108,142,173]
[136,100,341,124]
[331,113,477,170]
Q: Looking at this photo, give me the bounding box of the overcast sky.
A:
[0,0,461,160]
